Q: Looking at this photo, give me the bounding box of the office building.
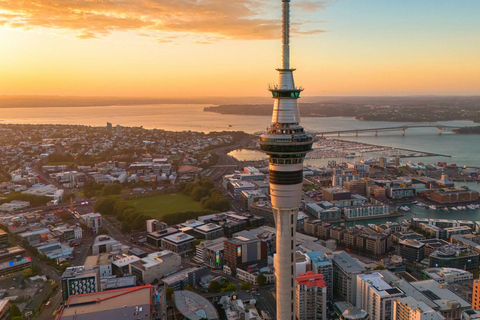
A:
[428,187,479,204]
[409,280,470,319]
[129,250,181,284]
[393,296,445,320]
[146,219,167,233]
[357,273,405,320]
[296,271,327,320]
[399,239,425,262]
[146,227,179,249]
[422,267,472,284]
[61,266,100,301]
[112,255,141,276]
[332,251,365,304]
[194,237,225,269]
[194,223,224,240]
[80,212,102,235]
[92,235,123,255]
[322,187,352,202]
[224,236,268,274]
[429,245,479,271]
[161,232,195,255]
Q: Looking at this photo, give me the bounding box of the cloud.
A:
[0,0,326,41]
[297,0,328,12]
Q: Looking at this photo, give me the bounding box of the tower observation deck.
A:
[259,1,313,320]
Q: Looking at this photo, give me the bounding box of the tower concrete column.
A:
[258,1,313,319]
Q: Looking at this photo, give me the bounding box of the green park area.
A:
[126,193,202,218]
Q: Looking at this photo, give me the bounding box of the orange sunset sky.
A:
[0,0,479,98]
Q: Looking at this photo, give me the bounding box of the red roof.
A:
[296,271,326,288]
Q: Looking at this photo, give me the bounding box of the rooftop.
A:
[58,285,152,320]
[333,251,365,274]
[296,271,326,288]
[174,290,219,320]
[163,232,194,244]
[112,255,141,267]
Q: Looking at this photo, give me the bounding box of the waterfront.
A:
[1,104,479,166]
[340,202,480,228]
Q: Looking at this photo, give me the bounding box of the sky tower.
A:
[259,1,313,320]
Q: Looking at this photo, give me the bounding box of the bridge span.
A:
[313,124,461,137]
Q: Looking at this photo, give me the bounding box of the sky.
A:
[0,0,479,98]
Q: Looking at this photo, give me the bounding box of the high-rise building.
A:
[306,251,333,302]
[393,296,445,320]
[356,273,405,320]
[259,1,313,319]
[332,251,365,305]
[473,275,480,310]
[295,271,327,320]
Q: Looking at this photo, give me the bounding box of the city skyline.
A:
[1,0,480,97]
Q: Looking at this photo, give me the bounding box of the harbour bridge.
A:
[312,124,462,137]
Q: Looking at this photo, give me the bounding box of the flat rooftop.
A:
[333,251,365,274]
[58,285,152,320]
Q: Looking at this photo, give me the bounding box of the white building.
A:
[356,273,405,320]
[296,271,328,320]
[423,267,473,284]
[92,235,122,255]
[343,205,389,219]
[129,250,181,284]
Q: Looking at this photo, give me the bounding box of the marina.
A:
[306,138,449,160]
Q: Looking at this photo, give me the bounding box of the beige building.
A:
[393,297,445,320]
[129,251,181,284]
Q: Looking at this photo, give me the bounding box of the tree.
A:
[208,280,221,293]
[257,274,267,286]
[374,265,386,270]
[22,268,33,278]
[101,184,122,196]
[63,193,76,203]
[241,281,251,291]
[32,265,42,276]
[59,262,71,272]
[93,196,119,215]
[222,284,237,292]
[185,284,192,291]
[166,287,174,301]
[11,304,22,317]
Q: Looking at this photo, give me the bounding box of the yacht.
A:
[399,206,411,212]
[429,205,437,210]
[451,207,458,211]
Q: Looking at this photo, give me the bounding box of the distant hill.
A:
[2,95,480,109]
